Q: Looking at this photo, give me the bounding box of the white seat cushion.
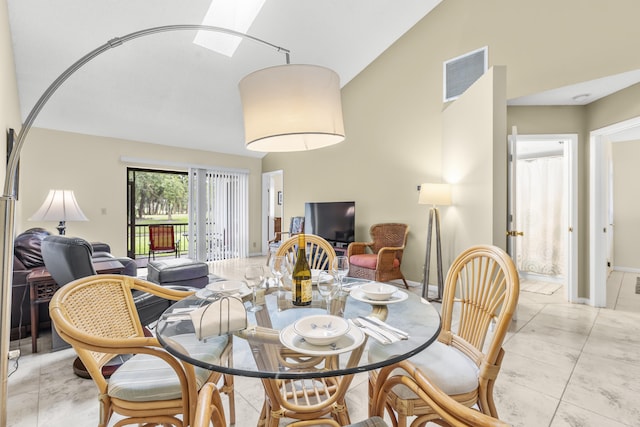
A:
[369,340,479,398]
[108,334,228,402]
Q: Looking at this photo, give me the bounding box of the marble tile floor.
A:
[6,258,640,426]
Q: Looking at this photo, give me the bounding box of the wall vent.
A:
[443,46,488,102]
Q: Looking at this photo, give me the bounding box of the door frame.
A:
[261,170,283,256]
[508,132,578,302]
[589,115,640,307]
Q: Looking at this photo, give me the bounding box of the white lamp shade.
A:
[29,190,88,222]
[239,64,345,152]
[418,183,452,206]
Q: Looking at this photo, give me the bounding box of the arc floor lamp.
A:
[0,24,345,424]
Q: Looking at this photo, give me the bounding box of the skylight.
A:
[193,0,267,57]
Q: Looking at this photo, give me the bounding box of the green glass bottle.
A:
[292,234,312,306]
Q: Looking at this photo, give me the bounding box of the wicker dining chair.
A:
[372,360,511,427]
[276,233,337,272]
[49,274,234,427]
[255,341,362,427]
[368,245,519,427]
[347,223,410,288]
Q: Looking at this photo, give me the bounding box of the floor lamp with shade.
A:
[0,24,345,425]
[419,183,452,301]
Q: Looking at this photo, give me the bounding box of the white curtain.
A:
[188,168,249,261]
[515,156,565,277]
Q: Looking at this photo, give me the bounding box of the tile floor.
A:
[6,258,640,426]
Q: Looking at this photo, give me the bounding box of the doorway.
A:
[261,170,283,255]
[590,115,640,307]
[508,133,578,301]
[126,168,188,261]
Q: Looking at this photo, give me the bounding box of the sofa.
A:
[10,228,137,340]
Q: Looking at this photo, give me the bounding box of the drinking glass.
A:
[244,265,264,312]
[316,271,339,314]
[269,255,286,289]
[331,256,349,289]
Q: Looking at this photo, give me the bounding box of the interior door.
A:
[507,127,522,265]
[507,132,578,300]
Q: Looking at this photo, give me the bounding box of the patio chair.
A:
[148,224,180,260]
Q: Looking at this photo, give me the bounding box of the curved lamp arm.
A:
[4,24,290,196]
[0,25,289,426]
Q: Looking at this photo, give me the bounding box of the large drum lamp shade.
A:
[239,64,345,152]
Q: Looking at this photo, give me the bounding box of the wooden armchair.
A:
[368,245,519,427]
[347,223,409,288]
[49,274,234,427]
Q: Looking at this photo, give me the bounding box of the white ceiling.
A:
[7,1,640,158]
[6,0,443,158]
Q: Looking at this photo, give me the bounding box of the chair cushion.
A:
[350,254,400,269]
[369,340,479,397]
[107,334,228,402]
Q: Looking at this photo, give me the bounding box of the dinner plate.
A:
[279,323,365,356]
[349,287,408,305]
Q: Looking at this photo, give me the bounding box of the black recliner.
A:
[41,235,180,323]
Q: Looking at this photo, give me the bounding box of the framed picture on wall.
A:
[6,128,19,199]
[277,191,283,205]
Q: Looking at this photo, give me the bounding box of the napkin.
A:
[189,296,247,340]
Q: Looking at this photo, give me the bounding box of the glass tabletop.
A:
[156,277,441,379]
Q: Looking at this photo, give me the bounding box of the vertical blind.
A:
[188,168,249,261]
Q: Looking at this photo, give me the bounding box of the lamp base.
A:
[56,221,66,235]
[422,207,444,302]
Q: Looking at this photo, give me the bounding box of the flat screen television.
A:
[304,201,355,247]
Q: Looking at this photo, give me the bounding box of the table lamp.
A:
[419,183,452,301]
[29,189,88,235]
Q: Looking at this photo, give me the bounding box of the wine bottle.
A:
[292,234,312,306]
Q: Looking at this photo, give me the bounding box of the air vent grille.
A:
[443,46,488,102]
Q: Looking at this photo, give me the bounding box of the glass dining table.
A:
[155,277,442,380]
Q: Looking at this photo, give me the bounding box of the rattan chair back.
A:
[276,233,337,271]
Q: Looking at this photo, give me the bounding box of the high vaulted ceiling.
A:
[8,1,640,157]
[6,0,442,158]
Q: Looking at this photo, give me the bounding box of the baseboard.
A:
[613,266,640,274]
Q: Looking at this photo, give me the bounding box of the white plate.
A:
[196,284,251,300]
[279,323,365,356]
[206,280,245,295]
[349,287,408,305]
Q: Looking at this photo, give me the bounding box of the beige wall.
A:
[5,0,640,296]
[611,140,640,270]
[18,128,263,257]
[262,0,640,295]
[1,0,22,187]
[442,67,506,265]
